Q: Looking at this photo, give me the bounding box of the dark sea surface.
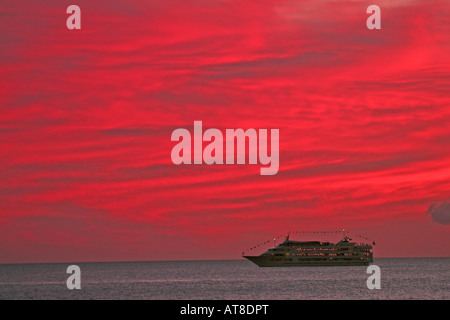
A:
[0,258,448,299]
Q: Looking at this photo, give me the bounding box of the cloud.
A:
[1,0,450,262]
[427,201,450,225]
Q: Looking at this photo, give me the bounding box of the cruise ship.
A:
[243,234,374,267]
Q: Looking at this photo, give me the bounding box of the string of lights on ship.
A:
[243,230,376,253]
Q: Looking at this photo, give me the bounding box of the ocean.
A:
[0,258,448,300]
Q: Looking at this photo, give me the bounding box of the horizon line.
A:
[1,256,449,266]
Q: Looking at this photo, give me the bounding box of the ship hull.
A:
[244,256,371,267]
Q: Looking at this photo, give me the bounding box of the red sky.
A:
[1,0,449,263]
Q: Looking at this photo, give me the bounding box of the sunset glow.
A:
[1,0,449,263]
